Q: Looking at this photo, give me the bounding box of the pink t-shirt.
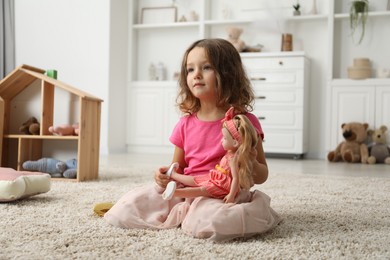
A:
[169,112,263,177]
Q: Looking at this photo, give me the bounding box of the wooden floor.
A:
[100,153,390,178]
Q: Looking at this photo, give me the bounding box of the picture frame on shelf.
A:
[141,7,177,24]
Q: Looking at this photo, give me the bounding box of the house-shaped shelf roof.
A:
[0,64,103,102]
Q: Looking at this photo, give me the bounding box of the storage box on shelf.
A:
[0,65,103,182]
[241,52,310,159]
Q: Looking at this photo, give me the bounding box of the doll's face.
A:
[221,127,238,151]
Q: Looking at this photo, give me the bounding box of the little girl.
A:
[105,38,281,241]
[162,108,258,203]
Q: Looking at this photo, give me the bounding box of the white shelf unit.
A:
[128,0,328,83]
[127,0,390,156]
[326,0,390,151]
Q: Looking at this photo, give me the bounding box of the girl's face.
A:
[221,127,237,151]
[186,47,218,102]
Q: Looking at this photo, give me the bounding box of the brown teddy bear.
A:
[19,117,40,135]
[327,122,369,163]
[226,27,246,52]
[367,125,390,164]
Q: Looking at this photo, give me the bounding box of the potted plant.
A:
[293,3,301,16]
[350,0,369,44]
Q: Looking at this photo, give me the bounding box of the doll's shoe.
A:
[162,181,177,200]
[166,162,179,177]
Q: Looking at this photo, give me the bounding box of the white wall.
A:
[14,0,128,154]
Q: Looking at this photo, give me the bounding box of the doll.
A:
[162,107,258,203]
[48,123,79,136]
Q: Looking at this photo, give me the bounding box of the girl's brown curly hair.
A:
[177,38,255,114]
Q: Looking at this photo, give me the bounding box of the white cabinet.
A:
[376,86,390,130]
[126,81,180,153]
[241,52,310,158]
[329,80,390,150]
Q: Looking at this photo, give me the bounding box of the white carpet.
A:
[1,164,389,259]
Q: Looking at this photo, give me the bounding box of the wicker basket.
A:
[348,58,372,79]
[348,67,372,79]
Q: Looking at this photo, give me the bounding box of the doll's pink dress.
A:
[193,152,233,199]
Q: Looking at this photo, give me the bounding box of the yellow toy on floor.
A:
[93,202,114,217]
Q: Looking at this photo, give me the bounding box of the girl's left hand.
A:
[223,194,235,204]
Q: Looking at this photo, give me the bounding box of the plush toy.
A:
[63,158,78,179]
[48,123,79,136]
[23,158,78,179]
[367,125,390,165]
[327,122,369,163]
[19,117,40,135]
[22,158,66,178]
[226,27,246,52]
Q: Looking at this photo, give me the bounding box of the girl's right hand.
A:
[154,166,171,188]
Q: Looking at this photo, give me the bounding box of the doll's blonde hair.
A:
[224,114,258,190]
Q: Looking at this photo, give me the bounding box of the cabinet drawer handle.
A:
[279,61,284,66]
[251,77,266,81]
[257,116,266,120]
[256,96,266,99]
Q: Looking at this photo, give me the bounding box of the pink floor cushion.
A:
[0,167,51,202]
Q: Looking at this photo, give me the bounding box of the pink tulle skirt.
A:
[104,183,281,241]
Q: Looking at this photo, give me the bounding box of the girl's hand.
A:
[223,193,236,204]
[154,166,171,188]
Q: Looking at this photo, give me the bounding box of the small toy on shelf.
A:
[367,125,390,165]
[23,158,66,178]
[48,123,79,136]
[63,158,78,179]
[327,122,369,163]
[19,117,40,135]
[22,158,78,179]
[226,27,246,52]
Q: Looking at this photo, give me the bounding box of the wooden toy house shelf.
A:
[0,64,103,182]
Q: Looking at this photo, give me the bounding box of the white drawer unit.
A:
[241,52,310,159]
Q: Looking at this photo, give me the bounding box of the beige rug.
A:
[1,164,389,259]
